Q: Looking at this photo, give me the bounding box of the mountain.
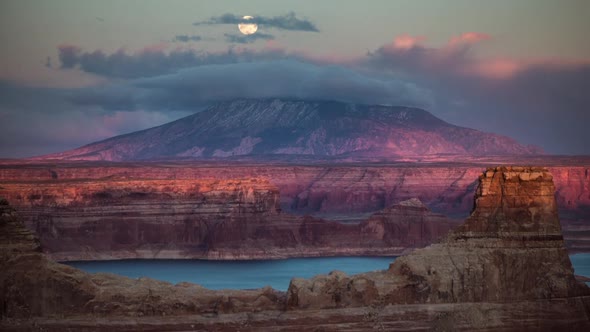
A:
[41,99,542,161]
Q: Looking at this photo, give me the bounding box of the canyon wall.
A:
[1,162,588,216]
[0,177,458,260]
[1,161,589,252]
[1,167,589,331]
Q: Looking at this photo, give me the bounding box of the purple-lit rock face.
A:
[2,160,589,251]
[40,99,541,161]
[0,177,458,260]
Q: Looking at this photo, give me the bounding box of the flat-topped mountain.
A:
[40,99,541,161]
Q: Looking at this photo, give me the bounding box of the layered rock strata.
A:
[2,161,588,217]
[0,198,285,322]
[0,179,457,260]
[1,167,589,331]
[2,160,589,253]
[287,167,589,308]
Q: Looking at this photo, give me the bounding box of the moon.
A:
[238,15,258,35]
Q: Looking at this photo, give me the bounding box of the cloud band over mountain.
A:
[1,31,589,157]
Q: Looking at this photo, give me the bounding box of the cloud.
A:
[69,60,432,111]
[0,81,189,158]
[391,35,426,50]
[448,32,491,46]
[194,12,319,32]
[58,44,83,68]
[224,32,275,44]
[57,45,289,78]
[0,56,431,157]
[55,43,356,79]
[368,34,478,77]
[366,33,590,154]
[465,58,521,79]
[173,35,202,42]
[369,32,494,78]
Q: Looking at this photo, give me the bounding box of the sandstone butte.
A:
[1,166,590,331]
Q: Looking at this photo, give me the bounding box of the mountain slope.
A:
[41,99,541,161]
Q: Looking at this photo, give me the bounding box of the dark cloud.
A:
[67,60,432,112]
[57,45,288,78]
[65,85,139,111]
[224,32,274,44]
[194,12,319,32]
[366,42,474,81]
[48,45,433,114]
[0,81,189,158]
[57,45,202,78]
[468,63,590,153]
[58,45,82,68]
[173,35,202,42]
[364,39,590,154]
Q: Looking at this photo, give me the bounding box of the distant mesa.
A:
[38,99,543,162]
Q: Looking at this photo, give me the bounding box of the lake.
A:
[68,253,590,291]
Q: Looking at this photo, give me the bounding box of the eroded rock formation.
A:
[1,166,589,331]
[0,198,285,322]
[2,160,589,251]
[284,167,590,329]
[0,179,457,260]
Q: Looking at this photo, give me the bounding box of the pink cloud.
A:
[264,39,283,52]
[391,34,426,50]
[466,59,522,79]
[465,58,590,80]
[370,32,590,81]
[138,42,170,54]
[448,32,491,46]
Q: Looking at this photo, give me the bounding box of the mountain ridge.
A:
[39,98,542,161]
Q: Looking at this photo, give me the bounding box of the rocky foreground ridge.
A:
[0,179,457,260]
[1,166,590,331]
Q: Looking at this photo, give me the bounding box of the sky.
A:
[0,0,589,157]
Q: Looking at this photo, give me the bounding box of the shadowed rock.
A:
[287,167,589,309]
[0,180,457,260]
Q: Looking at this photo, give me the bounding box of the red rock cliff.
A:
[287,167,590,330]
[0,179,457,260]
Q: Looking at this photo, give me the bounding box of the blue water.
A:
[67,254,590,291]
[67,256,396,291]
[571,253,590,285]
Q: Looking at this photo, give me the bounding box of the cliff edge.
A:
[286,166,590,328]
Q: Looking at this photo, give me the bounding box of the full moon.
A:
[238,15,258,35]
